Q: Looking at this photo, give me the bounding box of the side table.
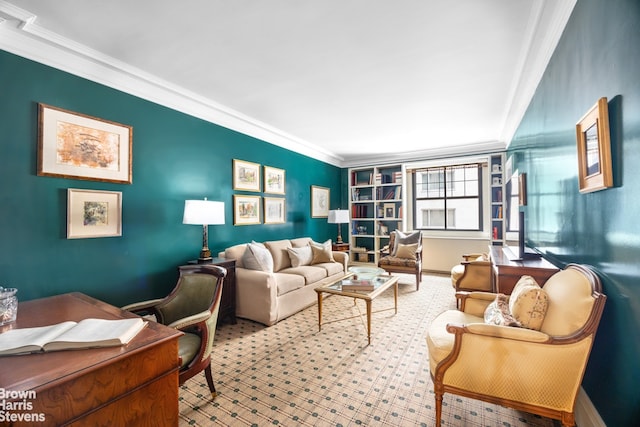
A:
[332,242,350,252]
[185,257,237,325]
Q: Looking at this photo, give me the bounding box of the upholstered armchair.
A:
[123,264,226,398]
[378,230,423,290]
[426,264,606,427]
[450,253,493,292]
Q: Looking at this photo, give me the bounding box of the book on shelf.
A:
[341,280,375,291]
[0,317,146,356]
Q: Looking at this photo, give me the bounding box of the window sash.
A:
[413,163,482,231]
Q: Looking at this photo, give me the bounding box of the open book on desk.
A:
[0,317,146,356]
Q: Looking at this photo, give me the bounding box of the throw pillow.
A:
[310,239,334,264]
[391,230,421,256]
[264,240,293,272]
[287,246,313,267]
[394,243,418,260]
[509,275,549,330]
[484,294,521,327]
[242,241,274,272]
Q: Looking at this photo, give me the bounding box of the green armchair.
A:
[123,264,226,398]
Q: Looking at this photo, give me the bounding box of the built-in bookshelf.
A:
[490,153,505,246]
[348,164,405,265]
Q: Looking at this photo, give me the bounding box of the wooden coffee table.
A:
[315,273,399,344]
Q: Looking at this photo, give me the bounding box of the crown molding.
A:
[342,140,506,169]
[501,0,577,148]
[0,1,345,167]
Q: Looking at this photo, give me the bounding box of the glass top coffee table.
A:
[314,271,399,345]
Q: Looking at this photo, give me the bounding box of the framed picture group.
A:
[232,159,286,225]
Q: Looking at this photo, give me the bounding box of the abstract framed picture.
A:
[233,195,261,225]
[233,159,261,192]
[575,97,613,193]
[311,185,330,218]
[67,188,122,239]
[264,166,285,194]
[38,103,133,184]
[264,197,286,224]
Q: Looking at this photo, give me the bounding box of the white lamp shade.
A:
[183,200,225,225]
[328,209,349,224]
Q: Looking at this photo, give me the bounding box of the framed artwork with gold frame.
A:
[575,97,613,193]
[233,195,261,225]
[38,103,133,184]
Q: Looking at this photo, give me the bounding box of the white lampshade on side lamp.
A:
[328,209,350,244]
[183,198,225,262]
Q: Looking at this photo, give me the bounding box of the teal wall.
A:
[0,50,342,307]
[508,0,639,425]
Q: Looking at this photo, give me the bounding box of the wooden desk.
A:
[489,246,559,294]
[0,292,182,426]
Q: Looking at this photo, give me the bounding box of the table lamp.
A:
[183,198,225,262]
[328,209,349,244]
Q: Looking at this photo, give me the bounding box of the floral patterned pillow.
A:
[484,293,521,327]
[509,275,549,330]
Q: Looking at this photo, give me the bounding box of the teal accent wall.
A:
[508,0,640,425]
[0,50,342,307]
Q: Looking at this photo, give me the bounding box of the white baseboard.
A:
[575,387,606,427]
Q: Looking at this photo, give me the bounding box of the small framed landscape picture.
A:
[67,188,122,239]
[233,195,261,225]
[264,166,285,194]
[575,97,613,193]
[264,197,286,224]
[38,103,133,184]
[311,185,330,218]
[233,159,261,192]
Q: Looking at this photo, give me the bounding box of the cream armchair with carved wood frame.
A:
[450,252,493,292]
[426,264,606,427]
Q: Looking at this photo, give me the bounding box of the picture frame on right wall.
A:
[575,97,613,193]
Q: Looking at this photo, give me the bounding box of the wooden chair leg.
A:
[204,363,217,399]
[435,392,443,425]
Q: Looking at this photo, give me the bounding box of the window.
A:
[413,164,482,230]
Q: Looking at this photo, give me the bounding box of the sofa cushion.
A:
[311,239,334,264]
[265,240,293,272]
[274,272,305,296]
[509,275,549,331]
[315,261,344,276]
[242,242,274,272]
[225,243,248,268]
[484,293,521,327]
[280,265,327,285]
[287,246,313,267]
[290,237,312,248]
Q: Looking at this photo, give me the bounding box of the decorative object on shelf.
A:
[233,159,261,192]
[328,209,349,243]
[383,203,396,219]
[263,166,285,194]
[264,197,286,224]
[67,188,122,239]
[38,103,133,184]
[183,198,225,262]
[311,185,330,218]
[233,195,261,225]
[576,97,613,193]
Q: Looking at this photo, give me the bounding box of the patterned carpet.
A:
[178,273,557,426]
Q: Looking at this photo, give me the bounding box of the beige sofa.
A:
[224,237,348,326]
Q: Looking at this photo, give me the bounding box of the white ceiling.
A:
[0,0,575,167]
